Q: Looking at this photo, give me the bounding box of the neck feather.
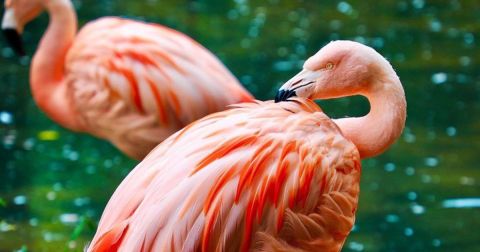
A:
[333,65,406,159]
[31,0,79,130]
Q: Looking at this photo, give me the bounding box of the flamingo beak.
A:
[2,8,26,56]
[274,89,297,103]
[275,69,318,103]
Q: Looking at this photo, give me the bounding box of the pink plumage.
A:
[2,0,253,159]
[87,40,406,251]
[88,99,361,252]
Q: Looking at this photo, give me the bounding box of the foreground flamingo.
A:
[87,40,406,251]
[1,0,252,159]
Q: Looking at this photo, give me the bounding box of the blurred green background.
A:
[1,0,479,251]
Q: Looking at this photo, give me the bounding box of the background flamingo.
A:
[1,0,253,159]
[87,40,406,251]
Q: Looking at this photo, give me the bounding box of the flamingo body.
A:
[2,0,252,159]
[64,17,252,158]
[88,98,361,252]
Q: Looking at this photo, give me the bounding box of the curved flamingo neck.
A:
[31,0,79,130]
[333,63,406,159]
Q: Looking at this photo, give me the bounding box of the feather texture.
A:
[64,17,252,158]
[88,98,360,252]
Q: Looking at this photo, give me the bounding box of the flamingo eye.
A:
[325,62,334,70]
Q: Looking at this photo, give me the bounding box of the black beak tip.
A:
[274,90,284,103]
[2,28,26,56]
[274,89,297,103]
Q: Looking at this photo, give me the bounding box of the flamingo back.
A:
[88,98,361,252]
[64,17,252,159]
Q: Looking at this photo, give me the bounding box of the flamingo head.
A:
[2,0,44,56]
[275,40,382,102]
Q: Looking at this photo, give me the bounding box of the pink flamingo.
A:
[86,40,406,251]
[1,0,253,159]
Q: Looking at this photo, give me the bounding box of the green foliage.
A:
[14,245,28,252]
[69,215,96,242]
[0,197,6,207]
[62,215,97,251]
